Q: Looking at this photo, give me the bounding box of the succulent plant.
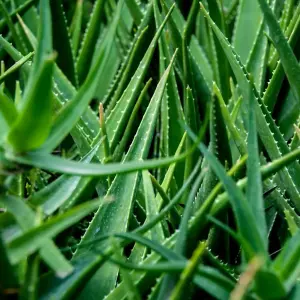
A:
[0,0,300,299]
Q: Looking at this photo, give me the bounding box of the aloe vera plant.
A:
[0,0,300,299]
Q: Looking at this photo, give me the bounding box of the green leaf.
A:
[142,171,164,242]
[105,4,175,154]
[125,0,143,25]
[6,199,100,264]
[73,51,177,299]
[7,147,189,177]
[0,0,26,54]
[69,0,83,56]
[0,0,38,32]
[284,209,299,236]
[29,0,52,80]
[41,0,124,152]
[170,242,207,300]
[50,0,77,86]
[0,231,18,293]
[255,268,286,300]
[257,0,300,106]
[246,72,268,250]
[201,3,300,211]
[0,195,73,277]
[263,5,300,111]
[19,254,40,300]
[7,54,55,152]
[185,123,267,260]
[0,51,33,85]
[6,0,54,152]
[28,142,101,215]
[233,0,263,64]
[246,22,268,93]
[272,229,300,291]
[76,0,106,84]
[0,92,18,129]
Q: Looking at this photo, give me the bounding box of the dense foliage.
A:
[0,0,300,299]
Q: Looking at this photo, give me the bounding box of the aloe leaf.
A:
[27,0,52,81]
[113,78,152,162]
[268,1,299,70]
[0,195,73,277]
[278,89,300,139]
[185,124,267,259]
[201,4,300,209]
[263,5,300,111]
[183,86,198,182]
[194,93,230,211]
[0,51,33,85]
[73,51,177,299]
[272,229,300,291]
[0,0,26,54]
[41,0,124,153]
[279,0,295,30]
[129,134,189,265]
[257,0,300,106]
[19,253,39,300]
[93,40,120,100]
[0,92,18,129]
[170,242,206,300]
[246,74,268,249]
[290,126,300,150]
[16,13,36,50]
[7,146,190,176]
[153,1,184,184]
[155,2,170,169]
[155,133,186,209]
[6,0,54,152]
[233,0,263,65]
[213,83,246,155]
[134,155,202,238]
[284,209,298,236]
[189,36,214,89]
[104,25,148,113]
[105,4,175,154]
[109,147,298,298]
[37,147,297,300]
[142,171,164,242]
[157,163,206,299]
[246,22,268,93]
[76,0,106,84]
[6,199,100,264]
[190,147,300,248]
[125,0,143,25]
[111,238,142,300]
[206,0,230,101]
[0,3,160,160]
[88,231,233,299]
[161,0,211,106]
[290,283,300,299]
[69,0,83,57]
[0,0,38,32]
[103,233,235,300]
[28,142,101,215]
[106,148,298,299]
[127,169,165,266]
[50,0,77,86]
[7,54,55,152]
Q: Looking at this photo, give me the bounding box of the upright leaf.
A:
[73,51,177,299]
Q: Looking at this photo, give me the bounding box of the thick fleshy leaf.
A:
[73,51,177,299]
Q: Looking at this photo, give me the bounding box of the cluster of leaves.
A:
[0,0,300,299]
